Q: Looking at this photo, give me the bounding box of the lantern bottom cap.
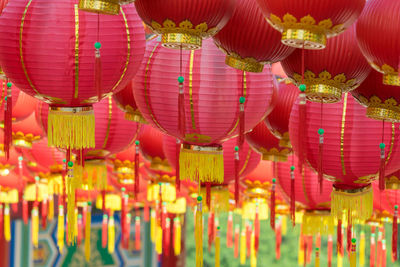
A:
[161,33,202,50]
[262,153,288,162]
[302,210,334,236]
[278,136,291,149]
[306,84,342,103]
[225,55,264,73]
[78,0,120,15]
[385,175,400,190]
[124,110,148,124]
[281,29,326,50]
[12,138,32,149]
[47,106,95,150]
[179,144,224,183]
[366,106,400,123]
[383,73,400,86]
[331,185,373,224]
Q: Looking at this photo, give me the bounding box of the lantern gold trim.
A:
[78,0,120,15]
[225,55,264,73]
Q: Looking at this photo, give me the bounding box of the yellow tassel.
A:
[360,231,365,267]
[32,207,39,248]
[298,236,304,266]
[108,215,115,254]
[281,216,287,236]
[4,204,10,242]
[240,228,246,265]
[350,238,356,267]
[174,217,181,256]
[331,186,373,224]
[47,107,95,149]
[302,211,335,236]
[215,226,220,267]
[315,248,320,267]
[150,209,156,243]
[199,186,230,214]
[179,145,224,183]
[84,160,107,191]
[155,225,163,255]
[74,208,78,242]
[337,250,343,267]
[195,196,203,267]
[67,162,81,245]
[48,195,54,221]
[250,230,257,267]
[85,204,91,262]
[57,205,64,253]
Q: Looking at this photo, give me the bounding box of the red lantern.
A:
[356,0,400,86]
[212,0,294,73]
[245,121,291,162]
[113,80,147,124]
[12,113,43,149]
[134,0,236,49]
[281,25,371,103]
[351,69,400,122]
[256,0,365,49]
[265,80,299,148]
[0,0,145,150]
[289,93,400,223]
[134,38,276,184]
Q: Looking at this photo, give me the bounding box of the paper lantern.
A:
[12,113,43,149]
[281,25,370,103]
[356,0,400,86]
[0,0,145,150]
[212,0,294,72]
[256,0,365,49]
[134,38,276,184]
[289,93,400,223]
[113,80,147,123]
[265,80,299,148]
[134,0,236,49]
[351,69,400,122]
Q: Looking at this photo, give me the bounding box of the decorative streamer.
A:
[4,204,10,242]
[234,224,240,258]
[32,206,39,248]
[175,139,181,191]
[215,226,221,267]
[254,203,260,253]
[108,213,115,254]
[328,235,333,267]
[276,219,282,260]
[393,205,398,261]
[195,196,203,267]
[350,238,357,267]
[206,183,211,212]
[240,228,246,265]
[85,203,91,262]
[174,217,181,256]
[135,215,141,250]
[290,166,295,225]
[360,231,365,267]
[250,230,256,267]
[227,211,233,248]
[57,205,64,253]
[22,198,28,225]
[270,178,276,230]
[234,146,240,206]
[315,248,320,267]
[67,161,78,245]
[370,233,376,267]
[102,214,108,249]
[165,218,171,256]
[41,198,48,229]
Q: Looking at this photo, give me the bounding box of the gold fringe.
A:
[240,228,246,265]
[250,231,257,267]
[85,205,91,262]
[48,107,95,149]
[155,225,163,254]
[302,211,335,236]
[32,207,39,248]
[179,146,224,183]
[108,215,115,254]
[67,165,82,245]
[199,186,230,213]
[242,199,269,221]
[359,231,365,267]
[57,206,64,253]
[174,218,181,256]
[48,195,54,221]
[195,199,203,267]
[331,186,373,224]
[4,204,10,242]
[150,209,155,243]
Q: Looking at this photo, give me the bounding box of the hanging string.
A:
[234,146,240,207]
[318,100,324,193]
[94,13,102,101]
[393,205,398,261]
[298,45,306,171]
[379,120,386,190]
[290,165,295,226]
[134,140,140,198]
[238,72,245,149]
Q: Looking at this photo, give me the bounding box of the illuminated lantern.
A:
[351,69,400,122]
[289,93,400,224]
[245,121,291,162]
[356,0,400,86]
[11,113,43,149]
[113,80,147,123]
[264,80,299,148]
[281,25,370,103]
[134,0,236,49]
[256,0,365,49]
[0,0,145,150]
[134,39,276,184]
[212,0,294,73]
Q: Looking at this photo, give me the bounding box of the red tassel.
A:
[95,44,102,101]
[238,96,245,149]
[371,232,376,267]
[178,78,186,137]
[134,142,140,198]
[206,183,211,211]
[307,236,313,264]
[102,214,108,248]
[124,214,131,249]
[0,204,3,240]
[12,203,18,214]
[144,202,150,222]
[102,190,106,214]
[4,82,12,160]
[121,192,127,245]
[234,224,239,258]
[393,206,398,261]
[164,218,171,256]
[328,235,333,267]
[275,220,282,260]
[377,229,383,266]
[318,131,324,193]
[379,144,386,190]
[254,204,260,253]
[298,92,307,170]
[135,216,141,250]
[227,212,233,248]
[23,199,28,225]
[175,139,181,192]
[271,179,276,230]
[337,220,342,255]
[41,199,47,229]
[246,222,251,258]
[234,149,240,207]
[347,223,352,254]
[290,166,295,226]
[208,212,214,252]
[77,214,83,246]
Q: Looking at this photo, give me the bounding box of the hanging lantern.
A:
[256,0,365,49]
[245,121,291,162]
[281,25,371,103]
[278,155,334,236]
[289,93,400,224]
[134,0,236,49]
[113,80,147,123]
[0,0,146,150]
[351,69,400,122]
[134,38,275,185]
[212,0,294,72]
[265,80,299,148]
[11,114,43,149]
[356,0,400,86]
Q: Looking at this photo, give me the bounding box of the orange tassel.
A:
[276,219,282,260]
[327,235,333,267]
[370,232,376,267]
[254,204,260,253]
[102,214,108,249]
[135,215,141,250]
[227,211,233,248]
[234,224,240,258]
[393,205,398,261]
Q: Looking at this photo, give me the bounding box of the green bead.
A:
[178,76,184,83]
[121,187,126,192]
[68,161,73,167]
[35,176,40,181]
[88,201,92,206]
[103,214,108,219]
[197,196,202,201]
[379,143,385,149]
[94,42,101,49]
[395,205,398,210]
[4,97,6,101]
[217,226,220,230]
[63,159,66,163]
[351,238,356,243]
[272,178,276,183]
[6,82,12,88]
[315,248,319,251]
[78,214,82,219]
[239,96,246,104]
[290,165,295,171]
[299,84,306,92]
[318,128,324,135]
[135,140,140,145]
[234,146,239,152]
[18,156,23,161]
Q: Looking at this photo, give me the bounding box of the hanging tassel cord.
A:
[238,77,246,149]
[317,101,324,193]
[215,226,221,267]
[234,224,240,258]
[94,15,102,101]
[347,222,352,255]
[206,183,211,212]
[175,139,181,191]
[195,196,203,267]
[298,46,307,171]
[4,82,12,160]
[393,206,398,261]
[134,140,140,198]
[234,147,240,207]
[350,238,357,267]
[337,219,343,255]
[271,178,276,230]
[177,47,186,191]
[379,120,386,190]
[290,166,295,226]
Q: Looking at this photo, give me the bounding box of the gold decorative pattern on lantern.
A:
[267,14,345,49]
[111,159,144,175]
[259,147,290,162]
[279,132,291,148]
[147,173,176,184]
[122,105,148,123]
[0,163,13,176]
[353,174,377,184]
[215,45,266,72]
[292,71,356,103]
[12,132,41,149]
[78,0,120,15]
[385,175,400,190]
[355,95,400,122]
[184,133,212,143]
[369,63,400,86]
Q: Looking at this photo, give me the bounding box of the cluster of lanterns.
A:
[0,0,398,266]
